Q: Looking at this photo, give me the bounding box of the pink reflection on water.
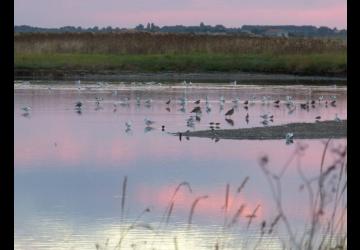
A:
[136,184,267,220]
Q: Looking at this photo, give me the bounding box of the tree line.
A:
[14,23,347,38]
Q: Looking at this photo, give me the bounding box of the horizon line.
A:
[14,23,347,30]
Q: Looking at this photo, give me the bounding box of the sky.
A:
[14,0,347,29]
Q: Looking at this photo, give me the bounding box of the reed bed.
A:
[14,33,346,75]
[14,32,346,55]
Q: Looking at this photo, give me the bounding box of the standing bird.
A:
[125,121,132,131]
[144,118,155,126]
[285,133,294,145]
[334,114,341,122]
[75,102,82,109]
[136,96,141,105]
[21,106,32,112]
[190,106,202,114]
[220,96,225,103]
[225,108,234,117]
[206,103,212,113]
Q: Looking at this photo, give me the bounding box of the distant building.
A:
[264,29,289,38]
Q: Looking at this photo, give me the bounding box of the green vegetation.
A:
[14,52,346,76]
[14,33,347,76]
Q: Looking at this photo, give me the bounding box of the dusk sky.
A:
[14,0,347,29]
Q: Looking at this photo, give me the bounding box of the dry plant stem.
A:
[187,195,209,230]
[121,176,128,221]
[296,155,315,230]
[260,162,299,249]
[115,208,151,249]
[329,150,347,244]
[307,139,332,250]
[160,182,192,227]
[173,236,179,250]
[224,183,230,227]
[237,176,249,194]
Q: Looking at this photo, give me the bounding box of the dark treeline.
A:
[14,23,347,38]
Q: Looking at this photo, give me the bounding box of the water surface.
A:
[15,82,347,250]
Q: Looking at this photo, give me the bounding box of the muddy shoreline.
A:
[178,120,347,140]
[14,70,347,85]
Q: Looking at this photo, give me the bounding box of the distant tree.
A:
[135,24,144,31]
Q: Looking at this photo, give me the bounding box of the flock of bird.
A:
[19,80,343,144]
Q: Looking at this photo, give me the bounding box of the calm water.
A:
[14,82,347,250]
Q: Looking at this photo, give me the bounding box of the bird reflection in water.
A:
[225,118,234,126]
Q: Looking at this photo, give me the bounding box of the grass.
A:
[14,32,346,76]
[14,52,347,76]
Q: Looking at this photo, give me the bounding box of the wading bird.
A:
[144,118,155,126]
[125,121,132,130]
[190,106,202,114]
[334,114,341,122]
[21,106,32,112]
[75,102,82,109]
[285,133,294,144]
[225,108,234,117]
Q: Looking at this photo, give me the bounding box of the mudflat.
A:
[179,120,347,140]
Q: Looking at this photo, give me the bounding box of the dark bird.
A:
[300,103,308,109]
[161,125,165,131]
[166,99,171,105]
[274,100,280,104]
[215,122,220,126]
[194,100,201,104]
[245,113,249,120]
[179,132,182,141]
[190,106,202,114]
[315,116,321,120]
[330,100,336,106]
[209,122,215,125]
[75,101,82,108]
[225,118,234,126]
[244,100,249,105]
[225,108,234,117]
[244,106,248,110]
[195,116,201,122]
[311,100,316,105]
